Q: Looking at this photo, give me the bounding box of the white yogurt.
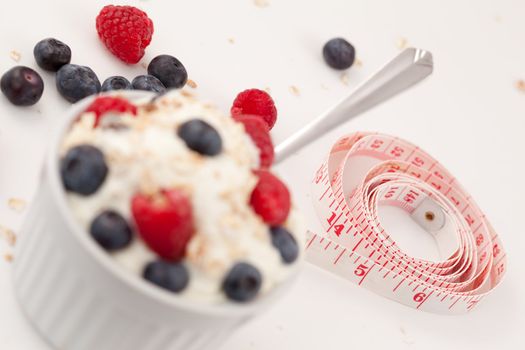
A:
[60,91,304,303]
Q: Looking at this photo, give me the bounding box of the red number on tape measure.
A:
[327,212,336,225]
[413,293,426,303]
[370,139,384,149]
[412,157,425,167]
[493,244,501,257]
[476,234,484,246]
[334,224,344,236]
[390,146,404,157]
[354,264,369,277]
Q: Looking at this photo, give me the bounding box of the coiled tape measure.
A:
[306,132,506,314]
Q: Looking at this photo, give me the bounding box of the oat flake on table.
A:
[396,37,408,49]
[8,198,26,213]
[289,85,300,96]
[9,50,21,62]
[254,0,269,8]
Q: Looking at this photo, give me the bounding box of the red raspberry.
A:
[233,115,274,168]
[231,89,277,130]
[85,96,137,127]
[131,189,195,261]
[250,170,291,225]
[96,5,154,64]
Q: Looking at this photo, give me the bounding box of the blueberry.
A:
[177,119,222,156]
[0,66,44,106]
[143,260,189,293]
[148,55,188,89]
[56,64,101,103]
[60,145,108,195]
[270,226,299,264]
[132,75,166,93]
[102,76,132,92]
[222,262,262,302]
[322,38,355,70]
[90,210,132,251]
[34,38,72,72]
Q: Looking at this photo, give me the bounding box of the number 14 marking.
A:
[327,211,344,236]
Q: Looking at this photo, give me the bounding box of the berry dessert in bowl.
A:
[13,90,304,350]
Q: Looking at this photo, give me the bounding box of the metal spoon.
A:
[274,48,433,163]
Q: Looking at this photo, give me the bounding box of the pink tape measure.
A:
[306,132,506,314]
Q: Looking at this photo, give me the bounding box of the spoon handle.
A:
[274,48,433,163]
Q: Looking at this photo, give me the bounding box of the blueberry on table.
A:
[56,64,101,103]
[60,145,108,195]
[0,66,44,106]
[148,55,188,89]
[222,262,262,302]
[177,119,222,156]
[143,260,189,293]
[323,38,355,70]
[131,75,166,93]
[101,76,132,92]
[34,38,72,72]
[90,210,132,251]
[270,226,299,264]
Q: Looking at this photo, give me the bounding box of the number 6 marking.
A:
[413,292,426,303]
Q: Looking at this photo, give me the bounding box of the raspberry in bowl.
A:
[13,90,304,350]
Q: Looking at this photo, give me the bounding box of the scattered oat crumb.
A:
[494,15,502,22]
[515,80,525,92]
[320,84,329,91]
[264,87,271,93]
[9,50,21,62]
[4,254,13,262]
[354,58,363,67]
[340,72,350,86]
[396,37,408,49]
[254,0,269,8]
[186,79,198,89]
[8,198,26,213]
[289,85,300,96]
[141,62,148,69]
[228,37,235,44]
[0,226,17,246]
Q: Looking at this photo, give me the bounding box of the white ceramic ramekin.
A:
[12,91,298,350]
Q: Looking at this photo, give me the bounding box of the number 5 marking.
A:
[354,264,368,277]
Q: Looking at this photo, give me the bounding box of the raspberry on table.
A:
[85,96,138,127]
[233,115,274,168]
[231,89,278,130]
[249,169,291,225]
[96,5,154,64]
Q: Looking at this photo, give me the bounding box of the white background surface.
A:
[0,0,524,349]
